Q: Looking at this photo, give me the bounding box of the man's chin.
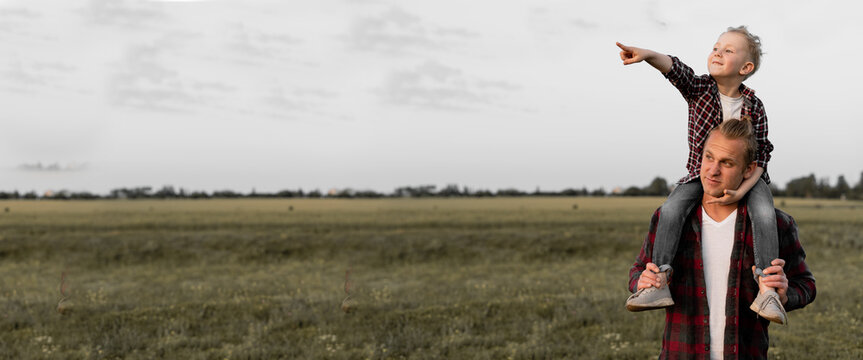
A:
[702,186,725,199]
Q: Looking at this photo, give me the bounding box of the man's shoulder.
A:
[774,207,796,229]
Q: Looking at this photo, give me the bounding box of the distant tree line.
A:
[2,172,862,200]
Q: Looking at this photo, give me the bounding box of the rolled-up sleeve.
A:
[663,56,711,101]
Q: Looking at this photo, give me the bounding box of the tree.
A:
[623,186,643,196]
[785,174,817,198]
[854,171,863,200]
[644,177,670,196]
[438,184,463,197]
[394,185,436,197]
[496,188,526,197]
[836,175,850,199]
[153,185,178,198]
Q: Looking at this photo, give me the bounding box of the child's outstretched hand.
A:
[705,189,744,205]
[617,42,649,65]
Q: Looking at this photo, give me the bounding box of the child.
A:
[617,26,786,324]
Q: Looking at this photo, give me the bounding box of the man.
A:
[627,118,816,359]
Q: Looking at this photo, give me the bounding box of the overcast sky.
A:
[2,0,861,194]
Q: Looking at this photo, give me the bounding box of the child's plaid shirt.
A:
[664,56,774,185]
[629,204,816,359]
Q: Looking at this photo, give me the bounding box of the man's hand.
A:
[705,189,744,206]
[637,262,663,290]
[617,42,651,65]
[753,258,789,305]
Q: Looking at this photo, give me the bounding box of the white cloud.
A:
[347,6,475,55]
[80,0,169,28]
[379,61,520,111]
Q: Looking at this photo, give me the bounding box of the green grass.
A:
[0,198,860,359]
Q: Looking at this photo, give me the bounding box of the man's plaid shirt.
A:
[629,203,816,359]
[664,56,774,184]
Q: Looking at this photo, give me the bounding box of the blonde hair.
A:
[725,25,763,80]
[710,117,757,164]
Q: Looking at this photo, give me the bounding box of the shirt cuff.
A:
[663,56,682,80]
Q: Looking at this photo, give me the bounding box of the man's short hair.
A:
[709,117,757,164]
[725,25,762,80]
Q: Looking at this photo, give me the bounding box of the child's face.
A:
[707,32,754,80]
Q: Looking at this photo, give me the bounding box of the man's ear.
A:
[739,61,755,76]
[742,161,757,179]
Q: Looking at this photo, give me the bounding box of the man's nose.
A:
[707,162,720,175]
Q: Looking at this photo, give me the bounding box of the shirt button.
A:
[703,318,708,324]
[732,345,737,353]
[705,345,710,352]
[700,290,705,295]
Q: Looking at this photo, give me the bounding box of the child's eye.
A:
[725,49,733,53]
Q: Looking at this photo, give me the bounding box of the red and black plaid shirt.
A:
[629,204,816,359]
[664,56,774,184]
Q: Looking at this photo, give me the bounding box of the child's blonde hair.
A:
[725,25,762,80]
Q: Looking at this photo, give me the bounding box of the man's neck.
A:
[714,76,744,98]
[702,195,738,222]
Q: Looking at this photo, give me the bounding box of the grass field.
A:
[0,197,861,359]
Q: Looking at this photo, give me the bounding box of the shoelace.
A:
[756,292,787,325]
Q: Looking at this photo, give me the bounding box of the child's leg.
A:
[653,180,703,274]
[746,179,787,324]
[625,180,702,311]
[748,179,779,277]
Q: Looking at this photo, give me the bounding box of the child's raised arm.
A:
[617,42,673,74]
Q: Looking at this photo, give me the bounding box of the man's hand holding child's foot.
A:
[749,259,789,325]
[626,262,675,312]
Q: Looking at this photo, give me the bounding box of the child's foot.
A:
[749,285,787,325]
[625,271,674,312]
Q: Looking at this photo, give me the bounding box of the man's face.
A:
[700,131,755,199]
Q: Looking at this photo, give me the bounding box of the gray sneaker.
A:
[749,289,787,325]
[625,272,674,312]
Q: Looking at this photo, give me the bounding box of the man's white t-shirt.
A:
[719,93,744,121]
[701,207,737,360]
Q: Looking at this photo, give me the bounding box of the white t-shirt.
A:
[701,207,737,360]
[719,93,744,121]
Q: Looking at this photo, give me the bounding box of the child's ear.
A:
[739,61,755,76]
